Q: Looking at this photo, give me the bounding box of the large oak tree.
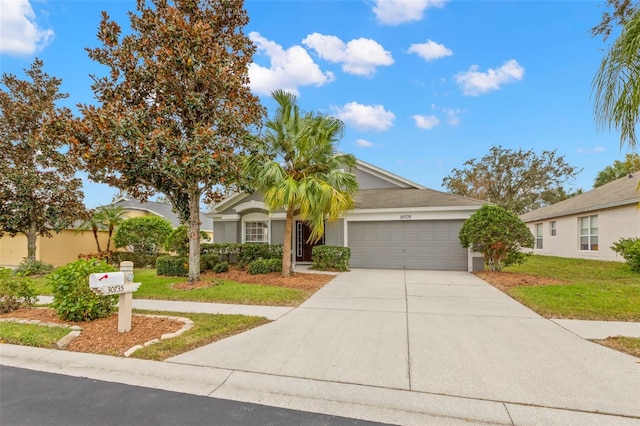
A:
[442,146,581,215]
[0,59,86,262]
[72,0,264,283]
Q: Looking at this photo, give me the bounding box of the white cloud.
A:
[248,32,334,96]
[412,114,440,129]
[0,0,54,55]
[333,102,395,131]
[303,33,393,77]
[443,108,464,126]
[355,139,375,148]
[455,59,525,96]
[408,39,452,61]
[576,146,606,154]
[372,0,448,26]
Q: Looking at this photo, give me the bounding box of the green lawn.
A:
[502,255,640,321]
[31,269,308,307]
[0,321,70,348]
[131,310,269,360]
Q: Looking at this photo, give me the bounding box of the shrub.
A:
[311,246,350,271]
[248,258,282,275]
[14,259,53,276]
[110,251,160,269]
[200,243,283,265]
[200,254,220,272]
[164,225,211,256]
[156,256,188,277]
[459,205,534,272]
[113,216,173,253]
[212,262,229,273]
[612,237,640,272]
[0,267,37,313]
[49,259,117,322]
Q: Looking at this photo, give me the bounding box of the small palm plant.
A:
[244,90,358,277]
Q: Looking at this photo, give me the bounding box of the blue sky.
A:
[1,0,635,209]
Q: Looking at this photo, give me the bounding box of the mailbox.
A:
[89,272,125,289]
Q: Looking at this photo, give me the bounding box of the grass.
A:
[130,309,270,361]
[0,321,69,348]
[502,255,640,321]
[30,269,308,306]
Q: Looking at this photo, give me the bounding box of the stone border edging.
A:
[0,314,193,357]
[123,314,193,357]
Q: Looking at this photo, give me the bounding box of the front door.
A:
[295,221,324,262]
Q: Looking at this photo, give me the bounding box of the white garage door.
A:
[348,220,467,270]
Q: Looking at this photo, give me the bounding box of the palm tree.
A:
[592,9,640,150]
[97,205,126,252]
[75,209,105,252]
[244,90,358,277]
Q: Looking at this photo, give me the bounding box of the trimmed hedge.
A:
[248,258,282,275]
[212,262,229,273]
[311,246,350,271]
[156,256,188,277]
[157,254,221,276]
[200,243,283,265]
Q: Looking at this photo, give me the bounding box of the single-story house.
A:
[111,197,214,239]
[209,158,485,271]
[520,173,640,262]
[0,198,213,267]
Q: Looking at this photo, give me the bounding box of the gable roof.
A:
[520,173,640,222]
[210,157,426,213]
[354,188,484,209]
[354,158,425,189]
[109,198,213,231]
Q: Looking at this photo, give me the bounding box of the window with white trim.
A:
[242,212,269,244]
[535,223,543,249]
[579,215,598,251]
[550,221,557,237]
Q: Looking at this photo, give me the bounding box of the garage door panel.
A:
[348,220,467,271]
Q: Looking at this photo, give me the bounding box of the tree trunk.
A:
[282,205,295,277]
[187,189,202,285]
[106,226,113,252]
[93,225,102,252]
[26,228,37,262]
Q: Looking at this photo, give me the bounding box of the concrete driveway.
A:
[168,269,640,421]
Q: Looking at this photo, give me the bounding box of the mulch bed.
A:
[0,307,184,356]
[473,271,567,291]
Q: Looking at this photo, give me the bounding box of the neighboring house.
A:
[111,197,214,238]
[0,197,213,267]
[520,173,640,262]
[209,158,485,271]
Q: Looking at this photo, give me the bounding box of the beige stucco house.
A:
[0,198,213,267]
[520,173,640,262]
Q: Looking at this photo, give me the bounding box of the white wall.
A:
[526,204,640,262]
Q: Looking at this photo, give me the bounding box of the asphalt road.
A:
[0,366,388,426]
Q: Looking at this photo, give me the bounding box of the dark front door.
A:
[295,221,324,262]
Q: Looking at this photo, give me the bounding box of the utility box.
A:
[89,272,125,289]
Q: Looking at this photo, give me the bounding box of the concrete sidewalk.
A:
[5,270,640,425]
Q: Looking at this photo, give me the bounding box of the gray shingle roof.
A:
[520,173,640,222]
[354,188,485,209]
[109,198,213,231]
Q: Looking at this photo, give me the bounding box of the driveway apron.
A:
[168,269,640,418]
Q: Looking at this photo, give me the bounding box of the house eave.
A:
[522,198,640,222]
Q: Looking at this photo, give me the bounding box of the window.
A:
[550,221,557,237]
[244,221,269,243]
[579,215,598,251]
[535,223,543,249]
